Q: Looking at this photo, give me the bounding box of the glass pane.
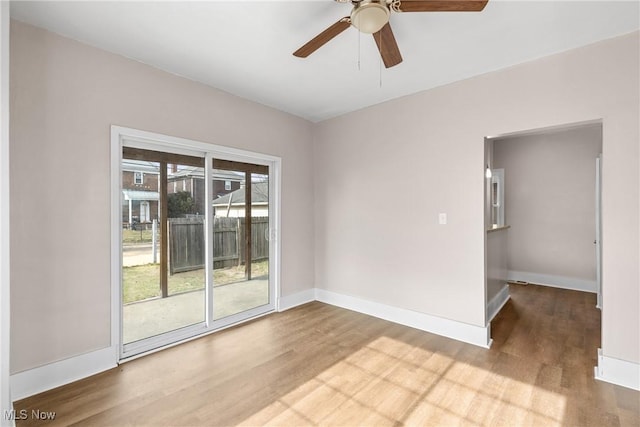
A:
[122,159,205,345]
[212,167,269,320]
[122,159,161,345]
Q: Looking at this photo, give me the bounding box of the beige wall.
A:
[10,21,315,373]
[493,125,602,284]
[314,32,639,364]
[9,18,640,374]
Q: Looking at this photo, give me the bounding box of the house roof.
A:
[122,159,159,174]
[212,182,268,207]
[170,167,244,182]
[122,161,245,182]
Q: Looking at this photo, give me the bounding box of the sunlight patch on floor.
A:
[238,336,567,426]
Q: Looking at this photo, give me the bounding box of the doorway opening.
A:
[484,120,603,342]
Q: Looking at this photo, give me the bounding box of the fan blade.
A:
[373,23,403,68]
[293,17,351,58]
[396,0,488,12]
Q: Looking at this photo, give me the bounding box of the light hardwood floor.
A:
[14,284,640,426]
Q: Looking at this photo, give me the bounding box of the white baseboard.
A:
[11,347,117,401]
[595,349,640,391]
[487,284,510,322]
[278,289,316,311]
[507,271,596,293]
[11,288,495,401]
[315,289,491,348]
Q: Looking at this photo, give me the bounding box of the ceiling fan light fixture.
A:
[351,1,390,34]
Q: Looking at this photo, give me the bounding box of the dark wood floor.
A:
[15,284,640,426]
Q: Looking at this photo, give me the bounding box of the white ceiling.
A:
[10,1,640,122]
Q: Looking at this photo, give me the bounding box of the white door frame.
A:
[595,154,602,309]
[110,126,281,361]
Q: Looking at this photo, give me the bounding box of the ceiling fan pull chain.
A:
[357,15,361,71]
[379,31,383,88]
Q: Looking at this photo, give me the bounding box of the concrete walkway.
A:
[123,243,157,267]
[123,279,269,344]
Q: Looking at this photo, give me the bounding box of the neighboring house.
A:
[212,181,269,217]
[121,160,245,225]
[122,160,160,226]
[168,167,243,215]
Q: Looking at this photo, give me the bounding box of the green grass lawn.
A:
[122,228,154,244]
[123,260,268,304]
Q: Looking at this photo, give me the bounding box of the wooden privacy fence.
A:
[169,216,269,274]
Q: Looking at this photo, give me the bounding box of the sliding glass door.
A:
[117,138,276,359]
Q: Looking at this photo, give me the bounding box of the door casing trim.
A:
[111,125,282,361]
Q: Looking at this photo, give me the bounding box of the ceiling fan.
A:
[293,0,489,68]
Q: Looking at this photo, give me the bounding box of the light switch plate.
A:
[439,213,447,225]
